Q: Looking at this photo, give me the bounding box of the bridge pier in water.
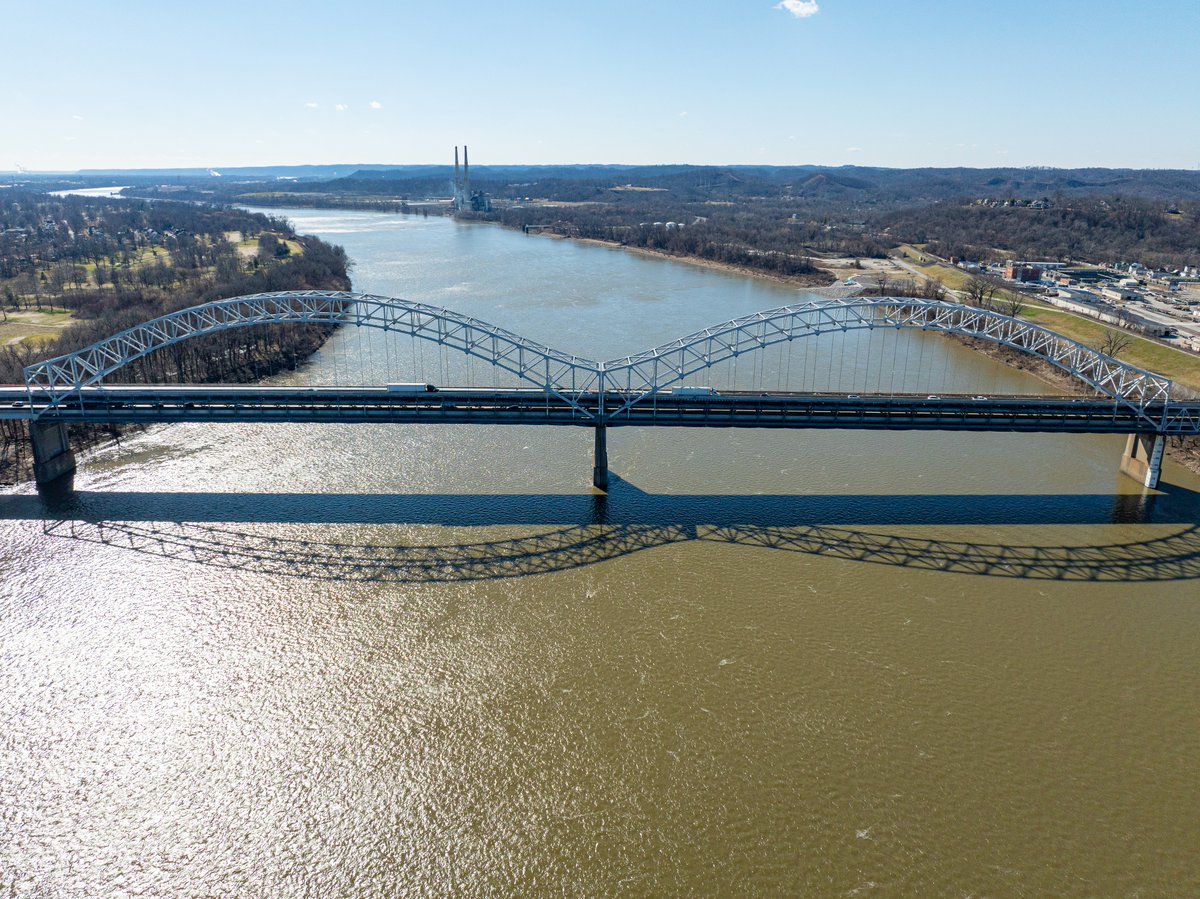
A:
[29,420,76,486]
[1119,433,1165,489]
[593,424,609,492]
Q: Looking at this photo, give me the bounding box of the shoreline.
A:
[563,234,836,290]
[955,335,1200,477]
[552,228,1200,478]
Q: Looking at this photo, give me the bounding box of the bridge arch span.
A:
[23,291,603,415]
[601,298,1174,422]
[24,293,1175,426]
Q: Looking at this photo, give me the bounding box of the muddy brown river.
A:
[2,209,1198,896]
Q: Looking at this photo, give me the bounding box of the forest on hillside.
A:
[0,192,351,481]
[880,197,1199,268]
[95,163,1200,273]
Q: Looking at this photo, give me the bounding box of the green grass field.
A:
[1020,303,1200,392]
[894,246,1032,306]
[891,245,1200,391]
[231,234,304,260]
[0,309,77,348]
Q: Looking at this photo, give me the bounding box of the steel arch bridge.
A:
[21,290,1180,424]
[18,291,1199,491]
[23,291,603,414]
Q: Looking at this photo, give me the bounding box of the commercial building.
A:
[1005,262,1042,282]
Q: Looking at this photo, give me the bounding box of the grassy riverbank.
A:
[1019,303,1200,393]
[888,245,1200,394]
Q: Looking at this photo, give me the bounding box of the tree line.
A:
[880,196,1199,269]
[0,193,350,482]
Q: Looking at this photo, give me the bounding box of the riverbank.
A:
[954,335,1200,477]
[565,235,835,289]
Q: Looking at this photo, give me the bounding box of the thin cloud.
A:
[335,103,348,112]
[305,101,319,108]
[679,110,688,117]
[846,146,863,152]
[370,101,382,109]
[775,0,819,18]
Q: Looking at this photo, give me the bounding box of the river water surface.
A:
[2,210,1199,896]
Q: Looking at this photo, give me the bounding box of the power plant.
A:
[452,145,490,213]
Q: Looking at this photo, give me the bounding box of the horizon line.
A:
[6,162,1200,176]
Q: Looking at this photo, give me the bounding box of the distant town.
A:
[906,250,1200,352]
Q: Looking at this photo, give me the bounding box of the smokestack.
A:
[463,145,470,196]
[454,146,460,193]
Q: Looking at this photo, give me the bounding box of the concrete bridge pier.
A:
[1119,433,1165,489]
[29,420,76,486]
[592,423,609,491]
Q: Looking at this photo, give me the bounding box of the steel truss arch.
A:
[24,294,1178,428]
[601,298,1175,424]
[23,291,603,416]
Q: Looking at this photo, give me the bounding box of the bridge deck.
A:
[3,385,1192,434]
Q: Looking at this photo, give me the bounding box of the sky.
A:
[4,0,1199,172]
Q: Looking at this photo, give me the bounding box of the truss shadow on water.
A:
[33,517,1200,584]
[11,476,1200,584]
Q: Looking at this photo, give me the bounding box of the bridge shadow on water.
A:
[7,476,1200,584]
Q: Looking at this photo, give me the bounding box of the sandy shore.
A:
[557,235,837,289]
[539,232,919,296]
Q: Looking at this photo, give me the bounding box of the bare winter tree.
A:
[962,275,1000,309]
[1096,329,1133,358]
[922,277,946,301]
[997,293,1027,318]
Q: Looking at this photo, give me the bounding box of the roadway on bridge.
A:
[0,385,1181,434]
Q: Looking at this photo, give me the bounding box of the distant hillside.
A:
[21,164,1191,214]
[7,164,404,189]
[881,196,1200,268]
[268,165,1200,207]
[16,164,1200,206]
[20,163,1200,270]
